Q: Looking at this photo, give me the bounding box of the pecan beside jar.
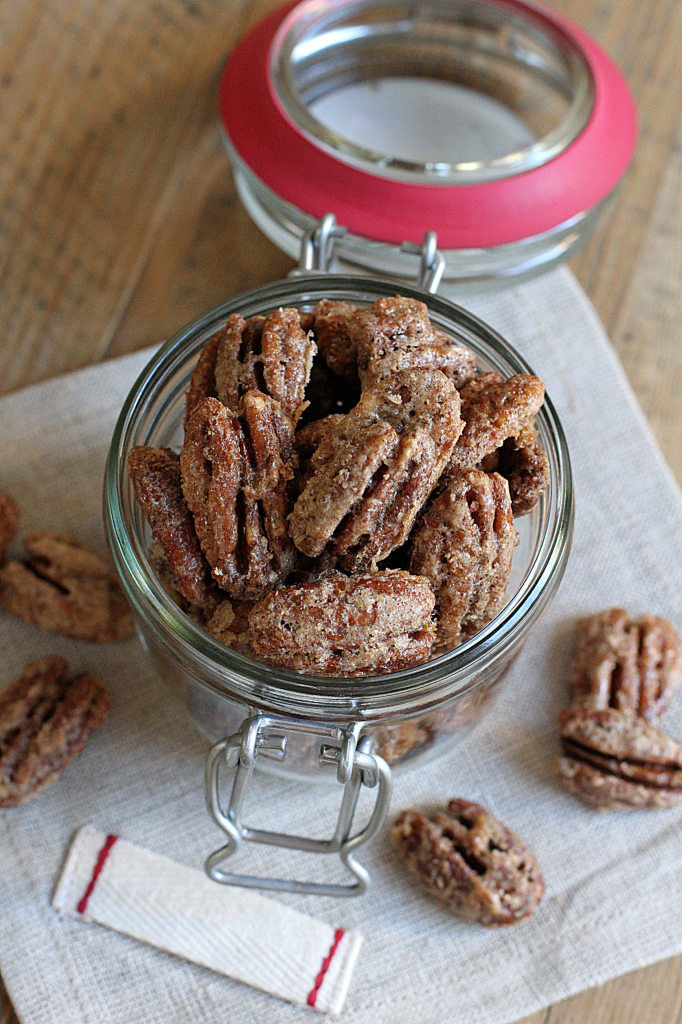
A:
[0,494,19,562]
[0,532,133,642]
[570,608,682,724]
[391,799,544,926]
[555,706,682,810]
[0,655,110,807]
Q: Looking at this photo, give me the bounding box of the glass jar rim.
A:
[104,274,573,722]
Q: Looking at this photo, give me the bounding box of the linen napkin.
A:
[51,827,362,1014]
[2,265,682,1024]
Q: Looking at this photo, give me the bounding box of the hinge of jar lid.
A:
[204,712,392,897]
[290,212,347,276]
[401,231,446,293]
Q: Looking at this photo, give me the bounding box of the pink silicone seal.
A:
[219,0,636,249]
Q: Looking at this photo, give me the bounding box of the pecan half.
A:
[0,532,133,642]
[0,494,19,562]
[447,372,545,474]
[289,368,463,570]
[391,799,544,926]
[571,608,682,724]
[0,655,109,807]
[555,706,682,810]
[248,569,436,676]
[181,395,296,600]
[186,309,315,425]
[480,421,550,515]
[349,296,477,389]
[410,469,518,648]
[127,446,219,609]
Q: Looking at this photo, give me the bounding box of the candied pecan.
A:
[0,655,109,807]
[0,532,133,642]
[0,493,19,562]
[146,543,206,624]
[555,706,682,810]
[447,372,545,474]
[313,299,361,385]
[181,395,296,601]
[128,446,218,609]
[349,296,476,389]
[571,609,682,724]
[391,799,544,926]
[186,309,315,425]
[248,570,435,676]
[481,422,550,515]
[410,469,518,648]
[204,597,255,655]
[289,368,463,569]
[293,413,345,487]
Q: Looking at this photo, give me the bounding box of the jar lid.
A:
[219,0,636,249]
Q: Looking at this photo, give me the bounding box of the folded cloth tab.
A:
[52,827,363,1015]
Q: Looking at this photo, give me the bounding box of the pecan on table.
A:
[181,394,297,601]
[128,446,219,610]
[410,468,518,649]
[0,494,19,562]
[480,421,550,516]
[555,706,682,810]
[571,608,682,724]
[248,569,436,676]
[348,295,477,389]
[0,531,133,642]
[446,372,546,475]
[185,308,316,426]
[0,655,109,807]
[289,367,463,571]
[391,799,544,926]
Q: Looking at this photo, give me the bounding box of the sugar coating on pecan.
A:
[128,446,218,609]
[0,493,19,562]
[410,469,517,648]
[0,532,133,642]
[447,372,545,474]
[248,570,436,676]
[349,295,477,389]
[186,308,315,425]
[391,799,544,926]
[289,368,462,569]
[481,421,550,515]
[571,608,682,724]
[555,706,682,810]
[0,655,109,807]
[181,395,296,600]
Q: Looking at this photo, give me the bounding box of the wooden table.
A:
[1,0,681,1021]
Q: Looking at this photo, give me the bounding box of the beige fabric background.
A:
[1,267,682,1024]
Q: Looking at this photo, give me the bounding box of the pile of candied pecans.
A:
[129,295,550,676]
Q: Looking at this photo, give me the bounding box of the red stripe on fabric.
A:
[76,834,118,914]
[307,928,345,1008]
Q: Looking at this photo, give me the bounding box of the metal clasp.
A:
[205,713,392,897]
[290,212,347,276]
[401,231,446,293]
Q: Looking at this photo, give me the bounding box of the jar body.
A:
[105,276,573,782]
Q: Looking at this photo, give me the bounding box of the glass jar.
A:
[104,274,573,894]
[219,0,636,293]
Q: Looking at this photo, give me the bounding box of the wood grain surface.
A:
[1,0,681,1021]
